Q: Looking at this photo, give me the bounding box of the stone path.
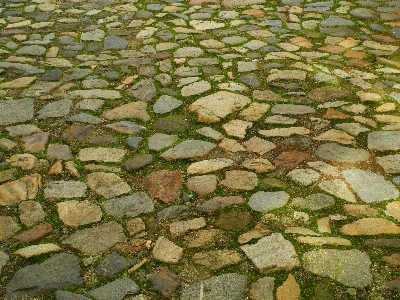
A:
[1,0,400,299]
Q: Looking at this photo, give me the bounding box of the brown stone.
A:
[273,151,310,169]
[242,9,265,17]
[187,229,225,248]
[142,170,182,203]
[347,59,373,68]
[102,101,150,122]
[319,45,345,54]
[186,175,217,196]
[382,253,400,267]
[57,200,102,227]
[0,174,41,206]
[21,132,50,153]
[372,35,398,43]
[170,218,206,237]
[345,50,367,59]
[200,196,245,213]
[0,76,36,88]
[276,274,300,300]
[323,108,350,119]
[220,170,258,191]
[147,267,181,298]
[11,223,54,243]
[215,211,251,231]
[341,218,400,236]
[290,37,313,49]
[192,249,242,271]
[60,124,95,142]
[308,87,350,102]
[343,204,379,217]
[18,201,46,226]
[153,236,183,264]
[365,239,400,248]
[48,160,63,175]
[0,216,20,241]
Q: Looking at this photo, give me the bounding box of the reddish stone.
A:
[273,151,310,169]
[382,253,400,267]
[189,0,218,4]
[21,132,50,153]
[345,50,367,59]
[142,170,182,203]
[60,124,95,142]
[11,223,54,243]
[373,35,399,43]
[323,108,350,119]
[129,246,143,253]
[147,267,181,298]
[387,279,400,291]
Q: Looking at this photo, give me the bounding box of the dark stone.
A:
[142,170,182,203]
[240,73,261,88]
[6,253,82,299]
[157,205,191,220]
[102,70,120,80]
[392,28,400,39]
[154,115,190,133]
[320,27,355,37]
[61,50,78,58]
[203,66,222,76]
[147,267,181,298]
[88,278,140,300]
[41,69,63,81]
[126,137,143,150]
[95,251,136,279]
[123,154,153,171]
[131,79,156,101]
[157,30,174,41]
[215,211,251,231]
[88,135,119,146]
[365,239,400,248]
[273,151,310,169]
[60,124,95,142]
[311,283,334,300]
[104,35,128,50]
[86,43,102,52]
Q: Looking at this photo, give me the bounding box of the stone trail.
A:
[1,0,400,299]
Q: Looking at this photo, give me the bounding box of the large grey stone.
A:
[161,140,216,160]
[341,169,399,203]
[62,221,127,255]
[368,131,400,151]
[54,291,92,300]
[248,191,290,212]
[88,278,140,300]
[104,36,128,50]
[315,143,370,163]
[241,233,300,271]
[37,99,73,119]
[376,154,400,173]
[44,181,87,199]
[303,249,372,288]
[180,273,248,300]
[5,253,82,299]
[101,193,154,218]
[0,99,34,125]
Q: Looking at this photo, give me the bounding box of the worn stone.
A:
[142,170,182,203]
[86,172,131,199]
[62,221,127,255]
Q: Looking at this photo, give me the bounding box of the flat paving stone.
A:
[341,169,399,203]
[180,273,248,300]
[62,221,127,255]
[241,233,300,272]
[303,249,372,288]
[0,99,34,125]
[315,143,370,163]
[368,131,400,151]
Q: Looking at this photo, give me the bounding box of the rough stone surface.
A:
[341,170,399,203]
[153,236,183,264]
[248,191,290,212]
[241,233,300,272]
[62,221,127,255]
[101,193,154,218]
[86,172,131,199]
[142,170,182,203]
[5,253,82,299]
[180,273,248,300]
[303,249,372,288]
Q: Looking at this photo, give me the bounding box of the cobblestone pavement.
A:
[1,0,400,299]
